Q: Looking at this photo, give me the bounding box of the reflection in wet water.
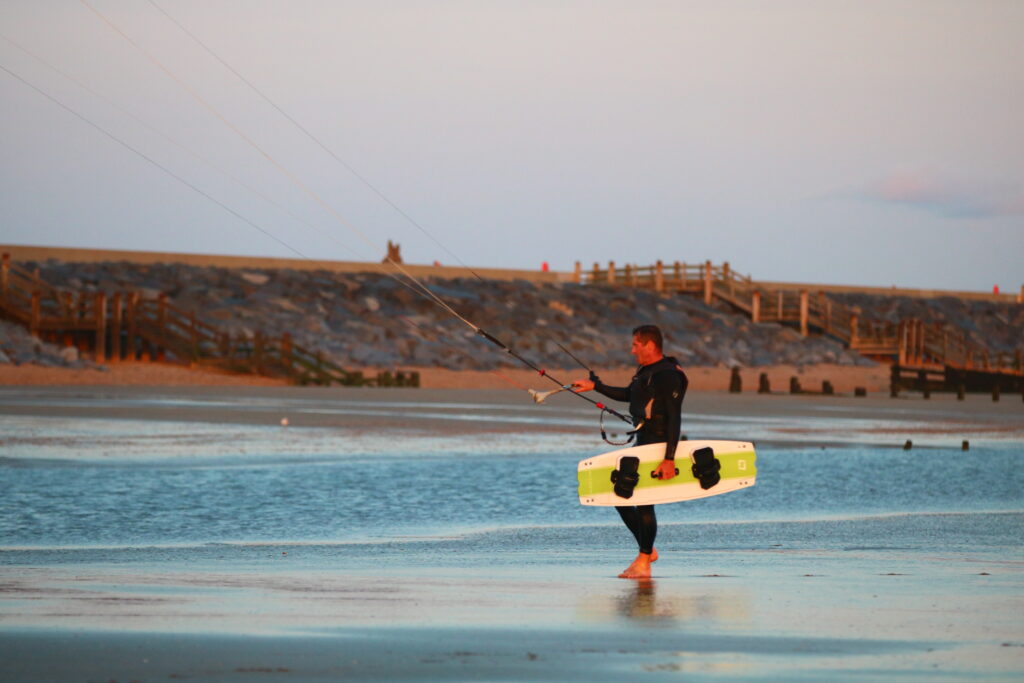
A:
[574,578,752,629]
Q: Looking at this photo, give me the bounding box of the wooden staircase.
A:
[579,260,861,343]
[578,259,1023,394]
[0,254,417,387]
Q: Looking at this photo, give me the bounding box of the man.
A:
[572,325,688,578]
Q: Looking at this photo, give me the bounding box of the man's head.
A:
[631,324,664,365]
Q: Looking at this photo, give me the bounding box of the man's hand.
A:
[653,459,677,480]
[571,379,595,392]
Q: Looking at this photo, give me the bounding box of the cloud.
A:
[860,170,1023,220]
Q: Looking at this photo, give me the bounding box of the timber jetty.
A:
[1,246,1021,396]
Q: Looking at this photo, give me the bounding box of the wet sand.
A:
[3,519,1022,681]
[0,382,1020,445]
[0,360,892,393]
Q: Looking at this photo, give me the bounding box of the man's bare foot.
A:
[650,548,658,563]
[618,552,653,579]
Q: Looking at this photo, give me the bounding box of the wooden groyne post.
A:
[799,291,809,336]
[110,292,122,363]
[703,260,713,305]
[0,252,8,296]
[93,291,106,363]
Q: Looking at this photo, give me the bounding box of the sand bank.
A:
[0,361,891,393]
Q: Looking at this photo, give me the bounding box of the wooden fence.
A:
[577,260,862,344]
[574,259,1023,388]
[0,254,416,387]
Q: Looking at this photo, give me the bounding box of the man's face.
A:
[631,335,657,365]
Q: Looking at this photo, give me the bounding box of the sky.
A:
[1,0,1021,291]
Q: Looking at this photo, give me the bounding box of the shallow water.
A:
[0,392,1021,551]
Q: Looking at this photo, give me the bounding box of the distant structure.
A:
[383,240,403,264]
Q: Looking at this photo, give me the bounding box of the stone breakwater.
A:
[2,261,1020,371]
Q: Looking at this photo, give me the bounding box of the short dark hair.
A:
[632,324,663,351]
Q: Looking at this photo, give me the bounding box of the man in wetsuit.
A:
[572,324,688,578]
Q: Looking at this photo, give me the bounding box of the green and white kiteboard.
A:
[577,440,756,506]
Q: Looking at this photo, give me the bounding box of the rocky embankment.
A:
[2,261,1020,371]
[0,319,104,370]
[831,292,1023,354]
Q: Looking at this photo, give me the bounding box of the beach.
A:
[0,360,892,393]
[1,382,1022,681]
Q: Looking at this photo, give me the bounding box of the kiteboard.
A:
[577,440,756,506]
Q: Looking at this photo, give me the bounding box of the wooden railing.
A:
[580,260,708,294]
[579,259,861,343]
[0,258,107,336]
[575,258,1022,377]
[0,254,416,387]
[894,318,1021,373]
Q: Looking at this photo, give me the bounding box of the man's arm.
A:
[594,380,630,403]
[652,368,687,479]
[571,378,630,402]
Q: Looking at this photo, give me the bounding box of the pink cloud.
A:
[864,170,1023,219]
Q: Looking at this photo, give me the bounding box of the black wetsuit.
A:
[594,356,688,554]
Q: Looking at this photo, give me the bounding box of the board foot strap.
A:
[610,456,641,499]
[691,447,722,490]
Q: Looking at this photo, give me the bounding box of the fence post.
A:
[799,290,809,336]
[189,310,198,363]
[156,293,169,362]
[158,293,167,332]
[573,261,581,284]
[654,260,664,293]
[1,252,8,297]
[906,320,916,365]
[751,290,761,323]
[703,260,712,305]
[897,321,907,366]
[282,332,293,377]
[917,320,926,365]
[77,291,88,321]
[30,291,41,336]
[607,261,616,286]
[61,291,74,319]
[591,262,599,284]
[111,292,122,363]
[673,261,681,288]
[94,292,107,363]
[126,292,139,361]
[254,331,264,375]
